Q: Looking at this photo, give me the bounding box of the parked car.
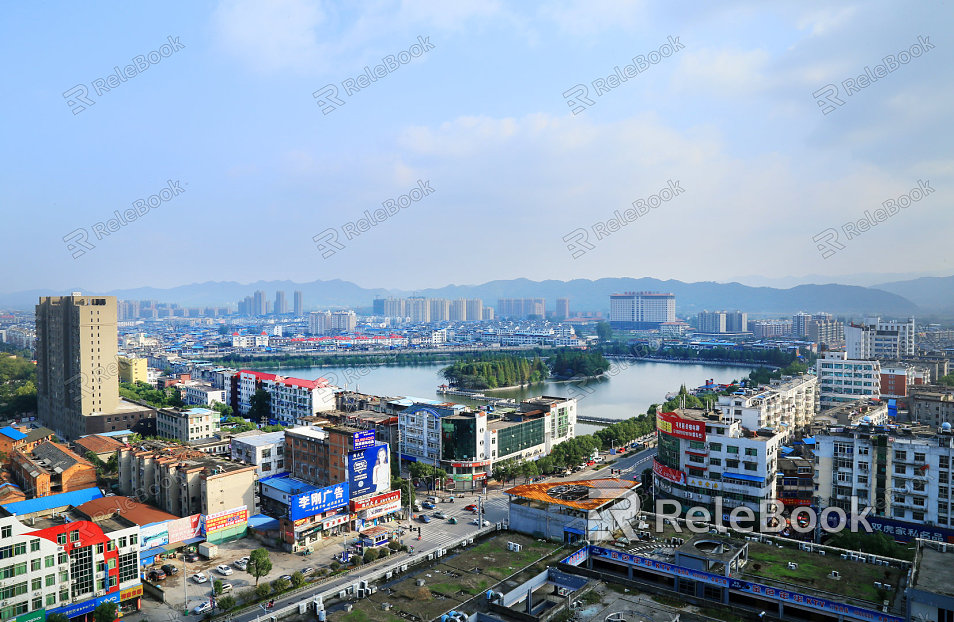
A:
[215,564,233,575]
[191,572,208,584]
[193,602,213,615]
[219,583,233,593]
[279,574,293,582]
[234,556,249,570]
[184,552,199,563]
[469,519,480,526]
[161,564,178,575]
[302,567,315,575]
[433,510,447,519]
[147,569,166,581]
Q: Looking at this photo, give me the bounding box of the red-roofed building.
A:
[226,369,335,426]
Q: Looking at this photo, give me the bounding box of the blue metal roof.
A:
[0,427,27,441]
[248,514,280,531]
[259,474,319,495]
[2,487,103,515]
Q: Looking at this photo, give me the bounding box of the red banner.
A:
[778,497,812,507]
[351,490,401,512]
[653,459,686,485]
[656,411,706,442]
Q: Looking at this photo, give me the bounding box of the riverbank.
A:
[606,355,777,370]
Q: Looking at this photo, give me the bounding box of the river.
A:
[262,359,755,436]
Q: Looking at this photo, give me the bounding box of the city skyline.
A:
[2,2,951,293]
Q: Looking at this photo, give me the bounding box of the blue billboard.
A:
[348,443,391,499]
[353,430,375,450]
[289,481,349,521]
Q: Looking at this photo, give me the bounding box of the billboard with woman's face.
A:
[348,442,391,499]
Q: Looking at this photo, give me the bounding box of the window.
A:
[29,540,39,553]
[709,458,722,466]
[0,527,9,539]
[709,443,722,452]
[118,537,126,548]
[915,453,925,462]
[45,575,55,587]
[744,462,758,471]
[745,448,757,457]
[130,534,137,545]
[30,560,39,572]
[727,446,739,454]
[895,451,906,461]
[13,543,25,556]
[44,556,54,568]
[46,594,56,607]
[31,578,40,591]
[70,530,79,543]
[894,464,906,475]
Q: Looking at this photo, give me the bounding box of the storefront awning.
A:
[140,546,167,559]
[721,472,765,483]
[563,527,585,536]
[163,536,204,551]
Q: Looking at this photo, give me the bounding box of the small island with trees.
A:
[440,349,611,391]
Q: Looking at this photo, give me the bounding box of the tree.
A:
[329,560,341,571]
[290,571,305,588]
[93,601,118,622]
[363,548,378,564]
[248,388,271,426]
[255,583,271,599]
[271,577,290,593]
[248,548,272,585]
[238,588,256,604]
[213,579,223,595]
[217,595,236,612]
[595,321,613,342]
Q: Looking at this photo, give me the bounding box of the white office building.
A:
[230,430,286,477]
[156,407,221,443]
[230,370,335,425]
[816,351,881,408]
[609,291,676,329]
[183,381,226,406]
[716,375,817,441]
[653,408,784,521]
[814,421,954,527]
[845,317,916,360]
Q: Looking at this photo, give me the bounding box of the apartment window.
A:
[0,527,10,539]
[45,574,55,587]
[130,534,137,545]
[709,443,722,452]
[30,559,39,572]
[894,464,906,475]
[943,472,950,484]
[689,441,705,450]
[46,594,56,607]
[895,451,906,461]
[726,459,740,469]
[913,511,925,521]
[727,446,739,454]
[941,486,949,497]
[31,578,41,591]
[857,475,868,485]
[941,456,950,469]
[744,462,758,471]
[709,458,722,466]
[70,530,79,543]
[30,540,39,553]
[44,556,54,568]
[915,453,926,462]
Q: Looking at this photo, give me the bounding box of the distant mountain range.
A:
[4,274,950,315]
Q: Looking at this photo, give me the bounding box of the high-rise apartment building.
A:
[430,298,450,322]
[308,311,331,335]
[293,290,304,316]
[274,291,288,315]
[449,299,467,322]
[816,351,881,408]
[807,319,844,347]
[792,312,812,337]
[609,292,675,329]
[465,298,483,322]
[725,311,747,333]
[407,297,430,323]
[331,310,357,333]
[496,298,546,319]
[556,298,570,319]
[36,294,147,440]
[845,317,916,360]
[253,290,267,316]
[697,311,727,333]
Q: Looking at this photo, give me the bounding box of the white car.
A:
[191,572,209,583]
[218,582,233,593]
[216,564,233,575]
[193,602,213,615]
[233,559,248,570]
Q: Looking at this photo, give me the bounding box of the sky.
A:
[1,0,951,294]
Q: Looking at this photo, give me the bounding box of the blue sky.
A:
[1,1,951,293]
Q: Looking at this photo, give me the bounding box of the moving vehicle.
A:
[433,510,447,519]
[448,517,458,524]
[418,514,431,524]
[215,564,233,575]
[161,564,178,575]
[426,496,437,503]
[463,504,477,512]
[191,572,208,583]
[147,569,166,581]
[421,502,435,510]
[193,602,213,615]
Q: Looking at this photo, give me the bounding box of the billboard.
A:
[656,411,706,442]
[653,459,686,485]
[353,430,376,450]
[167,514,202,543]
[140,522,169,550]
[348,443,391,499]
[204,506,248,535]
[289,481,349,521]
[352,490,401,513]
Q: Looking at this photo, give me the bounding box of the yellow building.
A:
[118,356,148,384]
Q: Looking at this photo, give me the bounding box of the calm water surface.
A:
[264,359,755,436]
